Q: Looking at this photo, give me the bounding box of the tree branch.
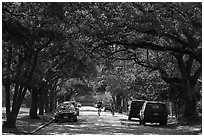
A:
[103,41,201,63]
[161,33,188,47]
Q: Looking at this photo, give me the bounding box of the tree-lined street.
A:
[2,2,202,135]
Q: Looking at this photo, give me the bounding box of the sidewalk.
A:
[2,113,54,135]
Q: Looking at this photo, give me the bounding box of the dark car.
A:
[104,104,112,111]
[54,102,77,122]
[63,101,80,116]
[128,100,145,121]
[139,101,168,126]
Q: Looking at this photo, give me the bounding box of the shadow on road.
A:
[36,116,201,135]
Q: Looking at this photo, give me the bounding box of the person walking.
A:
[110,101,115,116]
[97,101,103,116]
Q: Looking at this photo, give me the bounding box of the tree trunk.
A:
[116,94,121,110]
[175,54,199,119]
[53,91,57,110]
[3,113,17,128]
[50,89,54,112]
[44,90,50,113]
[38,89,44,115]
[183,80,197,117]
[4,94,23,128]
[4,83,23,128]
[4,83,11,122]
[29,88,40,119]
[4,45,12,125]
[112,95,116,109]
[123,98,128,112]
[3,83,18,128]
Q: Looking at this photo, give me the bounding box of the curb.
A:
[30,118,54,134]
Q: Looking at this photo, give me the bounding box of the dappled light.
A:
[2,2,201,135]
[34,106,201,135]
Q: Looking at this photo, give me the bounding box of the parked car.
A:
[54,102,77,122]
[104,104,112,111]
[139,101,168,126]
[63,101,80,115]
[128,100,145,121]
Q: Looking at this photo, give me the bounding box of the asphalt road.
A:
[35,106,200,135]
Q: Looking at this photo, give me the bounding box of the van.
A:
[128,100,145,121]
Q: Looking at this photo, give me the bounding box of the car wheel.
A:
[142,119,146,126]
[139,119,142,125]
[128,116,131,121]
[160,121,167,126]
[73,118,77,122]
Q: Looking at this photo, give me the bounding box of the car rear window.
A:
[131,101,144,106]
[58,103,74,109]
[146,103,166,111]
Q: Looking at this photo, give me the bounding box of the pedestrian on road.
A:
[110,100,115,116]
[97,101,103,116]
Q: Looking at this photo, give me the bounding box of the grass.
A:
[2,113,54,135]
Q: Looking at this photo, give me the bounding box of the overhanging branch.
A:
[103,41,201,63]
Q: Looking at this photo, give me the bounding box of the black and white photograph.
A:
[2,2,202,135]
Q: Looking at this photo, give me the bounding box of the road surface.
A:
[35,106,200,135]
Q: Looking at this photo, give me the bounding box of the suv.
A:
[139,101,168,126]
[54,102,77,122]
[128,100,145,121]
